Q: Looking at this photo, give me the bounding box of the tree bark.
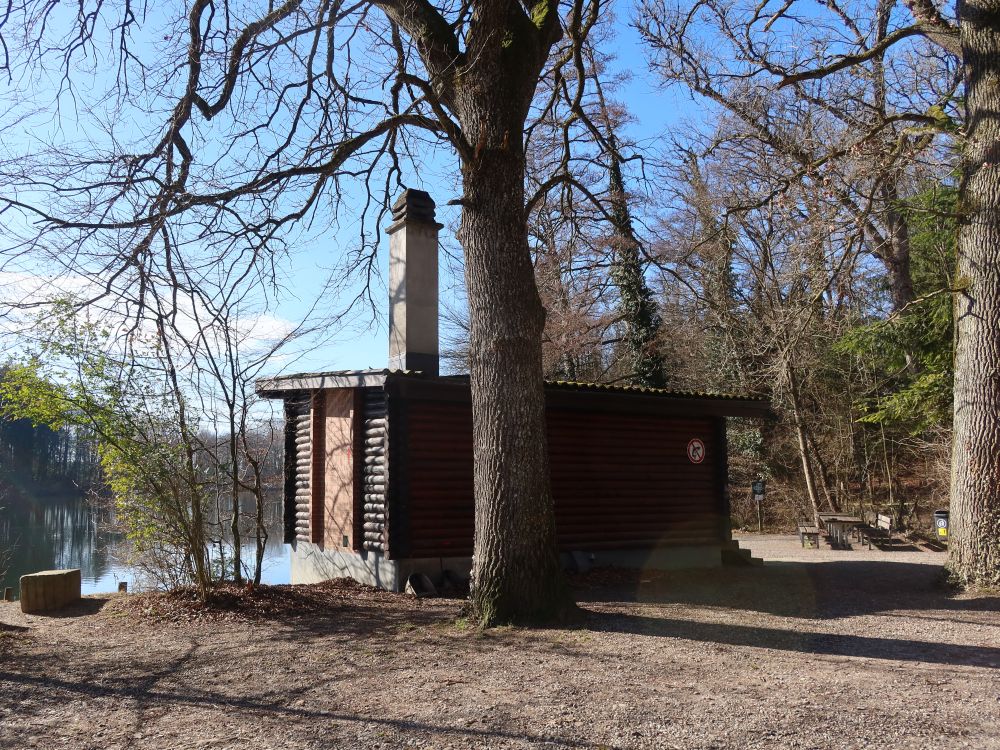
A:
[805,428,836,512]
[230,447,243,584]
[882,188,917,313]
[949,0,1000,587]
[456,83,572,625]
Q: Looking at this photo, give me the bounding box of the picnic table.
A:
[817,513,863,548]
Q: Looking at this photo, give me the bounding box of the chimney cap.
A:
[390,189,438,226]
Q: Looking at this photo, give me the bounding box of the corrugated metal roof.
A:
[265,368,415,380]
[542,379,767,402]
[257,367,766,404]
[256,369,407,393]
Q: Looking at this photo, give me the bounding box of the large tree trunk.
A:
[949,1,1000,587]
[882,187,916,313]
[458,102,572,625]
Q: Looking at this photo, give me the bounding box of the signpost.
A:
[751,480,766,533]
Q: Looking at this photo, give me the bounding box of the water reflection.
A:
[0,485,289,596]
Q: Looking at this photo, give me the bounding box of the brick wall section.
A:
[323,389,355,549]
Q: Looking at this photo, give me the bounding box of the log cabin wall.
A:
[284,389,367,551]
[395,397,473,559]
[283,397,312,544]
[360,388,388,553]
[392,386,726,560]
[548,409,721,550]
[269,372,765,569]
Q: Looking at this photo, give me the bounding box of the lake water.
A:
[0,487,290,596]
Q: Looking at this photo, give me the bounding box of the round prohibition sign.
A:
[687,438,706,464]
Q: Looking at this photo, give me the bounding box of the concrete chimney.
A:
[387,189,440,376]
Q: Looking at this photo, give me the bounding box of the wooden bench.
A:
[797,524,821,549]
[858,513,893,549]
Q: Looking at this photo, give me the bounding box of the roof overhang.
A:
[256,369,398,397]
[257,369,772,419]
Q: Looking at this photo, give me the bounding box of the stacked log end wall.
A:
[310,394,326,545]
[283,398,312,544]
[361,388,388,553]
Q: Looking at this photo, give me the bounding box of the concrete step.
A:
[721,543,764,567]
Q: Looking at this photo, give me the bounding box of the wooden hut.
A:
[258,372,769,590]
[256,190,770,590]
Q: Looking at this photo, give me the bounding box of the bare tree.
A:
[664,148,863,523]
[642,0,1000,584]
[0,0,629,622]
[521,30,669,386]
[530,208,612,380]
[176,280,308,587]
[638,0,959,313]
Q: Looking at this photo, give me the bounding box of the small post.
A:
[118,581,128,594]
[3,587,12,601]
[752,479,766,534]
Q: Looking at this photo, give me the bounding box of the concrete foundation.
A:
[290,541,473,592]
[290,541,722,592]
[564,545,723,573]
[20,569,81,613]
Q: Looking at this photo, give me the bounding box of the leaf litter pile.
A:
[110,578,415,625]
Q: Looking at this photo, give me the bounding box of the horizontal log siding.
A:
[403,400,721,558]
[361,389,388,553]
[283,398,312,544]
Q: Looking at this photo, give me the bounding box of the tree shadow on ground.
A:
[0,665,617,749]
[581,607,1000,670]
[271,597,460,645]
[572,561,1000,620]
[29,596,110,618]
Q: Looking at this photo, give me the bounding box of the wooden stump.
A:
[19,569,82,613]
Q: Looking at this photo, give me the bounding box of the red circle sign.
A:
[687,438,706,464]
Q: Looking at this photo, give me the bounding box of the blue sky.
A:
[268,12,695,377]
[0,2,700,380]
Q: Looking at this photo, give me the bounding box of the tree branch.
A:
[778,25,928,88]
[902,0,961,56]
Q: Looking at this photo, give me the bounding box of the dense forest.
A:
[526,176,955,533]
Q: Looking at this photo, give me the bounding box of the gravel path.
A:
[1,535,998,749]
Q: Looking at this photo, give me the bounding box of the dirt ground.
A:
[1,535,998,750]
